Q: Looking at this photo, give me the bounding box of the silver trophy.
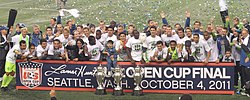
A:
[112,66,124,96]
[132,65,144,96]
[95,64,106,95]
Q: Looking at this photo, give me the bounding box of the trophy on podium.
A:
[112,66,124,96]
[132,65,144,96]
[95,64,107,95]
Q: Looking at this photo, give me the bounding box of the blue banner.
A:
[16,61,235,95]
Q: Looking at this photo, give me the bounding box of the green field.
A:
[0,0,250,100]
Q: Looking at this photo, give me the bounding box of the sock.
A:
[1,74,8,87]
[5,75,13,87]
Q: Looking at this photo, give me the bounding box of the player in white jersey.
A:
[150,41,168,63]
[202,31,219,62]
[145,26,162,62]
[1,40,27,91]
[36,39,49,60]
[161,25,179,47]
[126,30,146,64]
[191,34,211,64]
[87,36,104,61]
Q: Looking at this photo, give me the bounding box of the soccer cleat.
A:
[1,87,8,92]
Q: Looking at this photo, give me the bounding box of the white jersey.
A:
[126,37,144,61]
[151,47,168,59]
[6,45,28,63]
[177,37,190,45]
[105,34,117,46]
[161,34,179,47]
[48,45,65,56]
[54,34,72,47]
[146,35,162,60]
[191,41,211,62]
[87,42,104,61]
[36,44,49,57]
[11,35,29,49]
[202,38,219,62]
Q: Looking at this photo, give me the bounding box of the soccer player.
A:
[115,32,129,61]
[1,40,28,91]
[11,27,30,49]
[37,39,49,60]
[144,26,162,62]
[87,36,104,61]
[22,43,38,61]
[150,41,168,63]
[55,28,72,47]
[47,39,66,60]
[161,25,179,47]
[202,31,219,63]
[104,26,117,47]
[191,34,211,64]
[166,40,181,64]
[126,30,146,64]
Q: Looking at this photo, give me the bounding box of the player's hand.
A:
[50,87,56,97]
[245,57,249,63]
[204,59,209,65]
[160,11,166,18]
[73,58,78,62]
[186,10,190,18]
[167,59,172,64]
[215,59,220,64]
[131,60,135,65]
[65,58,69,62]
[225,16,230,22]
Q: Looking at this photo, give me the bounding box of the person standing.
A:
[0,26,9,81]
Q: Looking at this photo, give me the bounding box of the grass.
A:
[0,0,250,99]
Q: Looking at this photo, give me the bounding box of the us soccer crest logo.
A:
[18,62,43,89]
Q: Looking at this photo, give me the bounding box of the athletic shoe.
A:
[1,87,8,92]
[0,77,2,82]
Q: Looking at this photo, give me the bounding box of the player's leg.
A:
[1,61,15,91]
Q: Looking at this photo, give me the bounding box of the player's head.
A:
[177,28,185,38]
[119,32,126,41]
[53,39,61,49]
[107,40,114,49]
[170,40,177,49]
[40,39,47,48]
[76,39,84,48]
[233,17,240,25]
[185,27,192,37]
[29,43,36,52]
[242,28,249,38]
[83,27,90,37]
[21,27,28,36]
[185,40,192,53]
[133,30,140,39]
[88,36,96,45]
[148,20,154,27]
[165,25,172,36]
[156,41,163,51]
[150,26,157,36]
[203,31,210,40]
[193,33,200,43]
[19,40,27,50]
[63,28,70,39]
[117,24,124,34]
[33,24,40,34]
[179,94,192,100]
[73,30,80,39]
[107,26,114,36]
[194,21,201,29]
[174,23,181,30]
[50,17,56,25]
[95,30,102,39]
[225,50,231,57]
[0,26,8,35]
[46,26,53,35]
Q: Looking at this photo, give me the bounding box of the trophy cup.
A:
[132,65,144,96]
[112,66,124,96]
[95,64,106,95]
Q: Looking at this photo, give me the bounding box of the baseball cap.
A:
[17,23,26,28]
[0,26,9,31]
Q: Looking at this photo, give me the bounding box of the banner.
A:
[16,60,235,95]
